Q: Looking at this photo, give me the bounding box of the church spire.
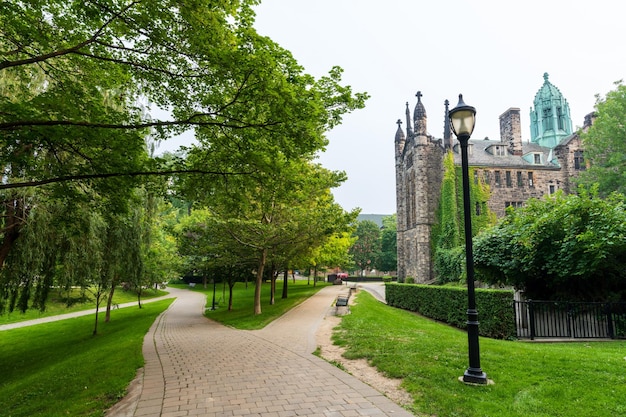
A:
[405,102,413,138]
[443,99,452,149]
[414,91,427,136]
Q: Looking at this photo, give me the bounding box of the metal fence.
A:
[513,300,626,340]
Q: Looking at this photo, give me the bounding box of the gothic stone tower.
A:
[395,92,445,283]
[395,75,587,283]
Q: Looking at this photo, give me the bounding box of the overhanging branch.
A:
[0,168,255,190]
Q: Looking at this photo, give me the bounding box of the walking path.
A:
[106,284,412,417]
[0,293,176,331]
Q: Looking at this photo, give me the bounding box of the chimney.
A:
[499,108,523,156]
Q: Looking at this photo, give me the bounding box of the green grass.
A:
[0,299,173,417]
[0,287,168,325]
[334,291,626,417]
[174,279,329,329]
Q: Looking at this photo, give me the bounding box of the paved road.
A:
[106,285,412,417]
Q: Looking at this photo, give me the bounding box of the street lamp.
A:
[449,94,488,385]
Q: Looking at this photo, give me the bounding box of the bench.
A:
[335,291,351,314]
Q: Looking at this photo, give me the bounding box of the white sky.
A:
[159,0,625,215]
[253,0,625,215]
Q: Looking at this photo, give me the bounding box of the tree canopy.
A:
[577,81,626,195]
[473,189,626,302]
[0,0,368,315]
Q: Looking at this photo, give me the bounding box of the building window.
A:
[574,150,586,170]
[505,171,512,187]
[534,153,542,164]
[494,145,506,156]
[495,171,501,187]
[517,171,523,187]
[475,202,481,216]
[505,201,523,210]
[484,171,490,184]
[549,184,556,195]
[474,170,478,185]
[528,172,534,187]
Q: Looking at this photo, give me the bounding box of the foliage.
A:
[348,220,381,274]
[0,299,173,417]
[0,1,366,315]
[378,214,397,272]
[385,283,516,339]
[309,231,356,272]
[334,291,626,417]
[432,151,496,284]
[578,81,626,195]
[473,188,626,301]
[433,245,466,285]
[177,159,358,314]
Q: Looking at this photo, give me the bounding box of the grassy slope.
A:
[334,291,626,417]
[0,299,173,417]
[0,287,168,325]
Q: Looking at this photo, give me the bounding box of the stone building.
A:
[395,73,590,282]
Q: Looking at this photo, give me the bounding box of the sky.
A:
[159,0,625,215]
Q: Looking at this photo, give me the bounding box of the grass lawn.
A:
[335,291,626,417]
[173,278,330,329]
[0,299,173,417]
[0,287,168,325]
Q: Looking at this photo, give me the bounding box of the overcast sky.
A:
[160,0,625,215]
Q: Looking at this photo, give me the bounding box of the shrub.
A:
[385,283,516,339]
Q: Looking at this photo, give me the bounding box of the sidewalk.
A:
[107,285,413,417]
[0,293,176,332]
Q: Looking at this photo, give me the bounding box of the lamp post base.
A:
[462,368,488,385]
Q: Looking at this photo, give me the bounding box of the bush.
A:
[405,276,415,284]
[385,283,516,339]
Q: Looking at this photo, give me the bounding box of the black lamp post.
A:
[449,94,488,385]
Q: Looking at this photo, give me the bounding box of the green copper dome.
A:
[529,73,573,148]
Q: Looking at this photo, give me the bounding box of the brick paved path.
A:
[107,285,413,417]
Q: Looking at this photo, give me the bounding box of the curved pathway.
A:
[107,285,413,417]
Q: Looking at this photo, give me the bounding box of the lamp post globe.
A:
[449,94,488,385]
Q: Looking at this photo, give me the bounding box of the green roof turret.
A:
[529,73,573,148]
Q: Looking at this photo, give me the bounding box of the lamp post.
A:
[449,94,488,385]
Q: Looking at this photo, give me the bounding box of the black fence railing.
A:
[513,300,626,340]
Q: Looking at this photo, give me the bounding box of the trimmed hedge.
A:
[385,283,516,339]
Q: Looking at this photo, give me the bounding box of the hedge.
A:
[385,283,516,339]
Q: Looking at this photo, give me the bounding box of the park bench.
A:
[335,291,351,314]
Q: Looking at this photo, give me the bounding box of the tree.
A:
[0,1,367,314]
[349,220,381,276]
[473,188,626,301]
[578,81,626,195]
[378,214,397,273]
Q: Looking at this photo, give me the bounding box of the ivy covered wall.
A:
[432,151,496,283]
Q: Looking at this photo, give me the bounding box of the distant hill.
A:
[357,214,392,227]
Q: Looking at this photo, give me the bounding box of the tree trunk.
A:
[254,248,267,315]
[0,197,26,270]
[313,265,318,287]
[270,275,276,305]
[105,282,116,322]
[282,269,288,299]
[228,281,235,311]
